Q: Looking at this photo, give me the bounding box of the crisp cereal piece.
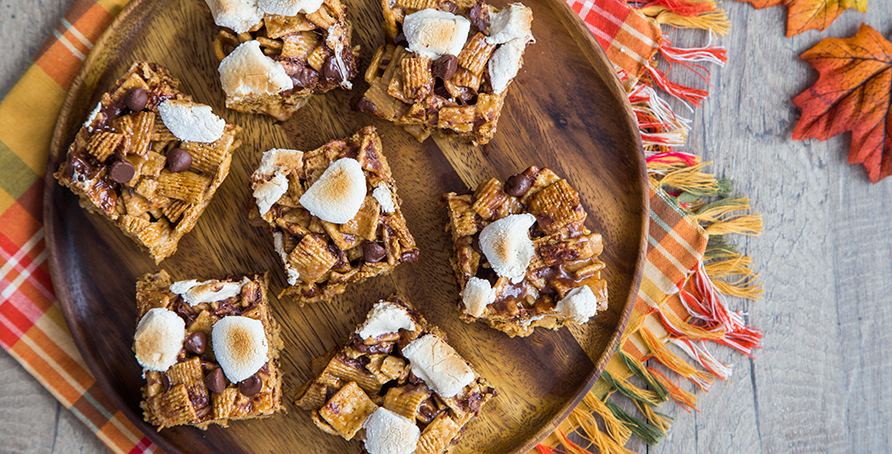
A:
[295,295,495,453]
[352,1,534,145]
[134,271,284,429]
[442,166,608,337]
[54,62,239,264]
[250,126,419,305]
[207,0,358,121]
[318,381,379,439]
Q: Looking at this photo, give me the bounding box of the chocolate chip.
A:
[434,83,451,99]
[99,103,122,123]
[109,160,135,184]
[363,242,387,263]
[125,88,149,112]
[184,331,207,355]
[351,96,379,114]
[468,1,490,32]
[205,368,227,394]
[505,174,531,196]
[471,234,482,253]
[166,148,192,172]
[160,374,171,393]
[239,374,262,397]
[290,67,319,89]
[476,266,498,285]
[438,1,457,12]
[393,32,408,47]
[322,55,344,83]
[432,55,458,81]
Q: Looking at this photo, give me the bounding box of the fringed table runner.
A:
[0,0,763,453]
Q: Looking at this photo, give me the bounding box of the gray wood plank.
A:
[650,1,892,454]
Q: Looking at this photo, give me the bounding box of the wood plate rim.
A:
[43,0,648,452]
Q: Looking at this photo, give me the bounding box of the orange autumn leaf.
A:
[792,24,892,183]
[736,0,867,37]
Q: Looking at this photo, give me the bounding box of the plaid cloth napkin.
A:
[0,0,707,452]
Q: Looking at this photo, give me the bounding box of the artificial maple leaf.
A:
[792,24,892,183]
[735,0,867,37]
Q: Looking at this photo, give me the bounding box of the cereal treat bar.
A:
[206,0,359,120]
[133,270,284,429]
[352,1,533,145]
[54,62,241,263]
[295,295,495,454]
[249,126,419,304]
[442,166,608,337]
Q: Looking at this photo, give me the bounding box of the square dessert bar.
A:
[295,295,496,454]
[353,0,534,145]
[207,0,358,120]
[133,270,284,429]
[442,166,608,337]
[54,61,241,263]
[250,126,419,304]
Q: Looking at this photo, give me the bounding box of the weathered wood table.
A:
[2,0,891,453]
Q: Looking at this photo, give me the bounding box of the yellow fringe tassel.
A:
[704,252,763,300]
[691,197,751,223]
[704,254,757,279]
[643,7,731,36]
[659,297,726,341]
[646,155,702,175]
[635,400,672,434]
[581,393,634,444]
[656,162,719,196]
[703,214,763,236]
[713,278,764,300]
[650,368,700,408]
[620,309,648,346]
[639,327,714,390]
[605,371,664,406]
[587,427,637,454]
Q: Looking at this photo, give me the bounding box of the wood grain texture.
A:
[6,1,892,454]
[38,0,647,453]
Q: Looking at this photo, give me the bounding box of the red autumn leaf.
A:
[735,0,867,37]
[792,24,892,183]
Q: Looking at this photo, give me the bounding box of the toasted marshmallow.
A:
[486,3,533,44]
[403,9,471,60]
[134,308,186,372]
[158,100,226,143]
[372,183,396,214]
[555,286,603,324]
[488,36,529,95]
[402,334,475,398]
[299,158,367,224]
[254,172,289,216]
[219,41,293,99]
[83,101,102,131]
[256,148,304,175]
[326,24,353,89]
[205,0,263,34]
[212,316,269,383]
[357,301,417,340]
[258,0,323,16]
[170,278,246,306]
[273,231,300,285]
[461,277,496,318]
[362,407,420,454]
[479,213,536,283]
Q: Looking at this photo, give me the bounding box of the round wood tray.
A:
[44,0,648,452]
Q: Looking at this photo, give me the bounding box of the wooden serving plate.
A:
[44,0,648,452]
